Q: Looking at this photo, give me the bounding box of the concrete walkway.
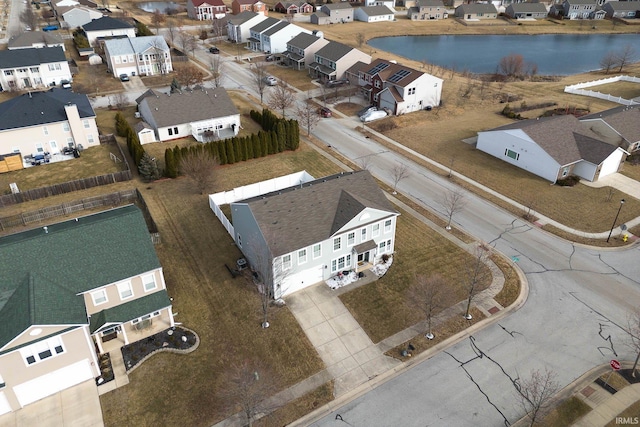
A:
[573,381,640,426]
[97,350,129,396]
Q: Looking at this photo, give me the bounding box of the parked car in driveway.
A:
[119,74,130,82]
[209,46,220,54]
[361,110,387,123]
[358,106,377,119]
[60,79,71,89]
[325,79,348,88]
[262,76,277,86]
[265,54,276,62]
[318,107,332,118]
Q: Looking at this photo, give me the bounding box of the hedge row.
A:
[115,112,145,169]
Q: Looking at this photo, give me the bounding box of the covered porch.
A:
[93,308,174,354]
[354,240,377,273]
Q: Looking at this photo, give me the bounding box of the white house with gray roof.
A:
[0,47,71,92]
[454,3,498,19]
[227,11,268,43]
[477,115,628,183]
[247,16,281,52]
[505,2,548,19]
[218,170,399,297]
[354,5,395,21]
[137,87,240,142]
[82,16,136,45]
[310,3,354,24]
[61,6,104,29]
[283,32,329,70]
[261,21,310,54]
[602,1,637,18]
[7,32,65,51]
[0,88,99,161]
[308,41,371,83]
[103,36,172,78]
[408,0,447,20]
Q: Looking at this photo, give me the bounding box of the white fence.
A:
[564,75,640,106]
[208,170,316,239]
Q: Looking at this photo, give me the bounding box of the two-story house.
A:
[560,0,597,19]
[0,88,99,161]
[454,3,498,19]
[310,3,354,25]
[227,11,268,43]
[187,0,227,20]
[274,1,314,14]
[0,206,175,415]
[0,47,71,92]
[103,36,172,78]
[308,41,371,83]
[408,0,447,20]
[359,58,443,114]
[231,0,267,15]
[602,1,637,18]
[137,87,241,142]
[261,21,311,54]
[225,170,399,297]
[247,17,280,52]
[82,16,136,46]
[364,0,395,9]
[283,32,329,70]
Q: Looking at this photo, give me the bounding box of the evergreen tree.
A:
[225,139,235,164]
[138,152,161,182]
[172,146,182,173]
[165,148,177,178]
[261,131,268,157]
[289,119,300,150]
[115,112,128,137]
[269,130,278,154]
[218,140,228,164]
[170,78,181,93]
[276,121,286,153]
[248,134,257,159]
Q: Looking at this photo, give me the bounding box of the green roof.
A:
[90,290,171,333]
[0,205,161,350]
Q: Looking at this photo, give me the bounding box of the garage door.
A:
[13,359,93,407]
[282,266,325,296]
[0,392,11,416]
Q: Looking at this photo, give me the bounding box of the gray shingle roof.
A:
[457,3,498,13]
[103,35,168,56]
[139,87,239,129]
[565,0,596,5]
[0,205,162,350]
[287,32,321,50]
[605,1,638,11]
[237,170,398,257]
[508,3,548,13]
[315,40,354,62]
[323,2,352,9]
[417,0,444,7]
[82,16,133,31]
[582,105,640,144]
[0,46,66,69]
[228,10,259,24]
[250,16,279,32]
[263,20,289,36]
[7,32,64,49]
[89,291,171,333]
[358,5,394,16]
[0,88,95,132]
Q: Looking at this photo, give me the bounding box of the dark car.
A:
[209,46,220,54]
[325,79,348,88]
[119,74,130,82]
[318,107,332,118]
[60,79,71,89]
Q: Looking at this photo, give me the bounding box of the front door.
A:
[357,251,370,263]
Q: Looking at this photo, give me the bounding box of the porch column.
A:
[120,324,129,345]
[95,333,104,354]
[168,307,175,327]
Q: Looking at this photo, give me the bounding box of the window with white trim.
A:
[83,120,90,129]
[313,243,321,259]
[131,310,161,325]
[91,289,108,305]
[142,274,157,292]
[43,126,49,136]
[361,227,367,242]
[347,232,355,246]
[87,134,95,144]
[333,237,341,251]
[379,239,392,253]
[282,254,292,270]
[331,254,352,272]
[298,248,307,265]
[237,234,242,248]
[384,219,392,233]
[117,281,133,300]
[62,122,70,132]
[20,336,65,366]
[372,223,380,237]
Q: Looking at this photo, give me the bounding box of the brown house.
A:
[231,0,268,15]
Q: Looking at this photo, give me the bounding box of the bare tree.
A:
[109,93,128,110]
[250,62,269,103]
[498,53,525,78]
[175,63,205,88]
[199,27,208,44]
[267,81,296,117]
[149,38,170,75]
[151,10,165,33]
[440,188,466,230]
[211,18,226,38]
[624,309,640,378]
[462,244,490,319]
[178,151,219,194]
[295,102,320,136]
[357,155,373,172]
[615,44,637,73]
[166,18,177,45]
[408,274,444,340]
[20,5,38,30]
[218,360,278,427]
[515,368,559,427]
[391,163,409,194]
[209,54,225,88]
[177,30,197,57]
[600,52,618,74]
[355,33,365,48]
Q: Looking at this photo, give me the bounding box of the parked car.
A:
[265,54,276,62]
[262,76,277,86]
[325,79,348,88]
[318,107,332,118]
[361,110,387,123]
[209,46,220,54]
[119,74,130,82]
[358,106,377,119]
[42,25,58,31]
[60,79,71,89]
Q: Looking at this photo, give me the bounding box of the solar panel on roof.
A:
[388,69,411,83]
[368,62,390,75]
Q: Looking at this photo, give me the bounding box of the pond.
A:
[138,1,182,13]
[368,33,640,75]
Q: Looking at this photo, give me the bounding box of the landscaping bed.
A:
[121,326,198,372]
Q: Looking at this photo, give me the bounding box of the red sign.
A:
[610,359,621,370]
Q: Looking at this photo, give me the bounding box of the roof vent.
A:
[155,107,159,111]
[43,226,48,234]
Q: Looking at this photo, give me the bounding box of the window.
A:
[142,274,157,292]
[91,289,108,305]
[30,67,39,72]
[374,80,381,88]
[505,149,519,161]
[62,122,70,132]
[379,240,386,252]
[87,134,94,144]
[333,237,341,251]
[347,232,355,246]
[168,128,173,136]
[83,120,90,129]
[67,137,74,146]
[50,141,57,150]
[17,68,27,73]
[20,337,65,366]
[372,223,380,237]
[361,227,367,242]
[562,167,570,177]
[117,281,133,300]
[43,126,48,135]
[131,311,161,325]
[331,254,352,272]
[313,243,321,259]
[384,219,392,233]
[173,126,178,134]
[408,88,415,95]
[237,234,242,248]
[4,70,13,76]
[35,143,44,153]
[282,254,292,270]
[298,249,307,264]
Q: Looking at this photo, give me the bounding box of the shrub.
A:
[556,175,580,187]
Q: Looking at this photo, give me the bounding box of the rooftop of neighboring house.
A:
[263,20,290,36]
[564,0,597,5]
[416,0,444,7]
[236,170,398,257]
[581,105,640,144]
[358,5,394,15]
[363,58,442,87]
[82,16,134,31]
[0,88,95,131]
[103,36,168,56]
[191,0,226,7]
[322,2,353,10]
[250,16,280,32]
[235,0,262,4]
[508,2,548,12]
[7,32,64,49]
[315,40,356,62]
[456,3,498,13]
[604,1,638,10]
[0,46,66,69]
[0,205,162,351]
[138,87,239,129]
[287,32,323,50]
[228,10,261,24]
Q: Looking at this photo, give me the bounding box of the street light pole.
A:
[606,199,625,243]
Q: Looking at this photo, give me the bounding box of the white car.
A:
[361,110,387,123]
[262,76,277,86]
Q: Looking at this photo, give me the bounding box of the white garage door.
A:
[282,266,325,296]
[13,360,93,407]
[0,392,11,416]
[599,150,623,179]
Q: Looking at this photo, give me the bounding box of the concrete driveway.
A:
[582,173,640,200]
[0,380,103,427]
